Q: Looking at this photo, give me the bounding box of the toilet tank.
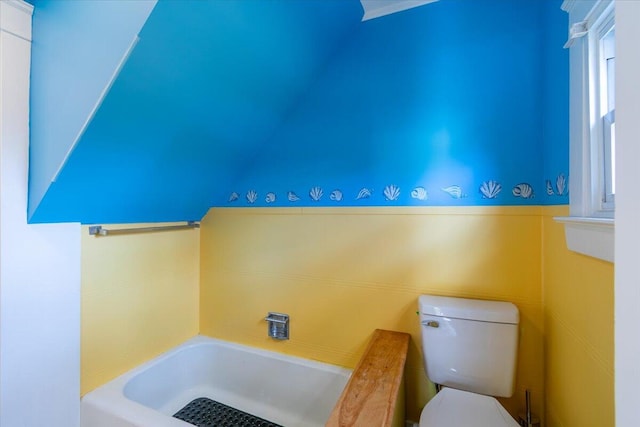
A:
[418,295,519,398]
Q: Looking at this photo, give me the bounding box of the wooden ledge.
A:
[326,329,411,427]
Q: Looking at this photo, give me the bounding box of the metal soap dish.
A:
[264,312,289,340]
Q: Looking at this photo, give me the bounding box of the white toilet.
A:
[418,294,521,427]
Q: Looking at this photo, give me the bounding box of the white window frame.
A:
[556,0,614,263]
[590,13,615,213]
[599,25,615,210]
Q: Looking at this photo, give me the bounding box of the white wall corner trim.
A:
[554,216,614,263]
[1,2,82,426]
[2,0,33,12]
[0,0,33,41]
[615,1,640,426]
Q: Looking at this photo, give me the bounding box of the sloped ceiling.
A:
[30,0,361,223]
[28,0,568,224]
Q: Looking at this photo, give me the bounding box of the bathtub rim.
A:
[81,334,352,425]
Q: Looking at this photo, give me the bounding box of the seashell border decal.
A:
[309,186,323,202]
[287,191,300,202]
[411,186,428,201]
[265,192,276,203]
[544,173,568,197]
[556,173,567,196]
[479,181,501,199]
[546,180,554,196]
[383,185,400,201]
[246,190,258,204]
[356,188,372,200]
[512,183,534,199]
[442,185,465,199]
[225,173,569,206]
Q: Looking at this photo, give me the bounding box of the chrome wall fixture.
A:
[518,389,540,427]
[88,221,200,236]
[264,312,289,340]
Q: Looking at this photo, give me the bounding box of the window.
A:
[557,0,614,263]
[592,16,615,213]
[599,26,615,209]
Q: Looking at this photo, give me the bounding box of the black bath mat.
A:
[173,397,283,427]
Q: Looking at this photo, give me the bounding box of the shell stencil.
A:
[556,174,567,196]
[411,186,428,200]
[287,191,300,202]
[309,186,323,201]
[546,180,555,196]
[479,181,501,199]
[227,174,567,205]
[356,188,372,200]
[246,190,258,204]
[442,185,465,199]
[512,183,534,199]
[383,185,401,201]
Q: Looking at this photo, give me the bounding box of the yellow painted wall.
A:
[542,206,614,427]
[78,207,614,425]
[199,207,544,422]
[81,223,200,395]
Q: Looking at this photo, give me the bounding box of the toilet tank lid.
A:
[419,295,519,324]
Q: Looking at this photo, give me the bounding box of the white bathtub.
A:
[81,336,351,427]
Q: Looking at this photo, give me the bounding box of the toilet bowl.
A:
[419,387,519,427]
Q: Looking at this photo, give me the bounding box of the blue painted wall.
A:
[541,0,570,205]
[227,0,564,207]
[28,0,568,223]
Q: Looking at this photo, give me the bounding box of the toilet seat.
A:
[419,387,520,427]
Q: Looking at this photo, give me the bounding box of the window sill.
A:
[554,216,614,263]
